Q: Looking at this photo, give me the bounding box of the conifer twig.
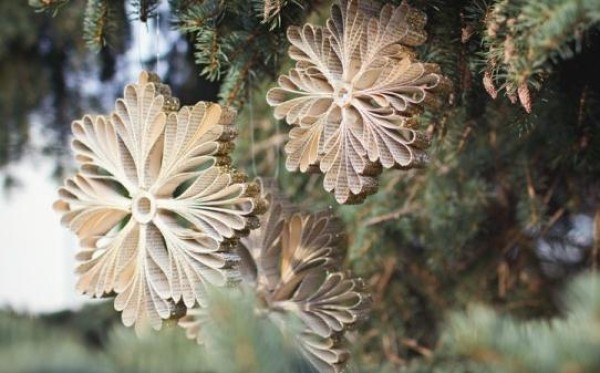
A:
[365,206,419,226]
[401,338,433,358]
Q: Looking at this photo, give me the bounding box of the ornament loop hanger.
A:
[249,81,281,179]
[136,5,161,77]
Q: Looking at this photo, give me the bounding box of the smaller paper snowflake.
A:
[54,72,263,332]
[267,0,451,204]
[179,179,370,373]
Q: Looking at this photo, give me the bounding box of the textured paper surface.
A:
[179,179,371,373]
[267,0,451,204]
[54,71,263,332]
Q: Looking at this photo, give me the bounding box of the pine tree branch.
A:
[424,273,600,372]
[81,0,126,53]
[479,0,600,111]
[29,0,69,15]
[130,0,160,22]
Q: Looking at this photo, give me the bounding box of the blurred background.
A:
[0,2,225,372]
[1,0,600,372]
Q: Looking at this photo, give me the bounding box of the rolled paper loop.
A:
[410,130,432,149]
[358,159,381,176]
[163,97,181,112]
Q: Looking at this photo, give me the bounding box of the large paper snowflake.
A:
[54,72,263,332]
[179,179,370,373]
[267,0,451,204]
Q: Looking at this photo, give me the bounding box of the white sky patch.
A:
[0,151,86,313]
[0,4,181,314]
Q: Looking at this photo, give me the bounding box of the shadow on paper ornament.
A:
[179,178,371,373]
[54,71,265,333]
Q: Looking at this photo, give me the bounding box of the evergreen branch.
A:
[29,0,126,52]
[171,0,313,109]
[130,0,160,22]
[174,0,226,80]
[220,51,259,107]
[28,0,70,15]
[436,273,600,372]
[172,0,222,33]
[251,0,304,30]
[81,0,126,52]
[83,0,109,52]
[194,26,225,80]
[480,0,600,111]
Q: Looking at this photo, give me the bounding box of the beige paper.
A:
[267,0,451,204]
[179,179,370,373]
[54,71,264,333]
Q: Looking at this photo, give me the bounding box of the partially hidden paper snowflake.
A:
[179,179,370,373]
[267,0,451,204]
[54,71,264,332]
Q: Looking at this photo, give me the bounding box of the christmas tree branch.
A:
[448,273,600,371]
[479,0,600,111]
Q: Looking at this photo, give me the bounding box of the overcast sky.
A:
[0,153,85,313]
[0,7,183,314]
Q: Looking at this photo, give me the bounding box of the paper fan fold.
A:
[179,178,371,372]
[267,0,451,204]
[55,71,264,332]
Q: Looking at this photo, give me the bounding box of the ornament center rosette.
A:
[333,83,354,107]
[131,191,156,224]
[54,71,264,332]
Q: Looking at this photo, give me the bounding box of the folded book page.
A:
[179,178,371,373]
[267,0,451,204]
[54,71,264,333]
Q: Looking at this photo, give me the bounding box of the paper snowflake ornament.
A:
[179,179,370,373]
[267,0,451,204]
[54,72,264,332]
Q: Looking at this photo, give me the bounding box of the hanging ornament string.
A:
[271,46,281,180]
[137,9,160,76]
[248,85,281,179]
[247,73,281,179]
[248,88,258,177]
[155,12,160,75]
[272,105,281,179]
[136,14,144,72]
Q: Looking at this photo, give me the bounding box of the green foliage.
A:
[82,0,128,52]
[476,0,600,109]
[411,272,600,373]
[131,0,160,22]
[251,0,305,30]
[193,289,314,373]
[107,327,207,373]
[0,0,87,179]
[0,290,316,373]
[32,0,127,53]
[0,311,113,373]
[34,0,315,108]
[170,0,312,108]
[29,0,70,15]
[3,273,599,373]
